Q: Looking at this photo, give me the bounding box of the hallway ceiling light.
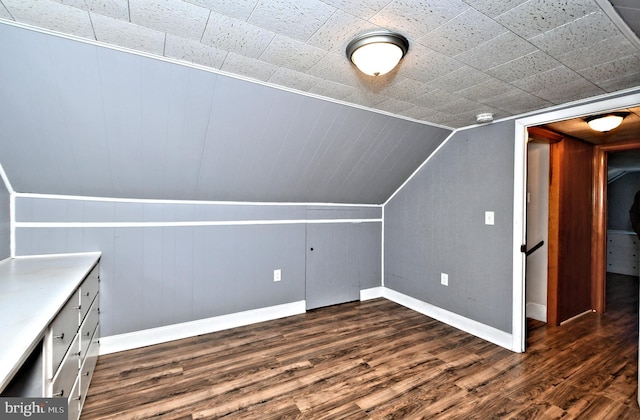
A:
[586,113,626,132]
[346,32,409,77]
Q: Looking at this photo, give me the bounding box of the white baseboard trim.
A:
[382,287,514,351]
[526,302,547,323]
[99,300,306,355]
[360,287,384,300]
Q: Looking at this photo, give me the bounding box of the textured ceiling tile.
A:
[0,3,11,18]
[419,8,507,56]
[398,44,464,83]
[495,0,598,39]
[597,71,640,92]
[202,13,275,58]
[555,35,638,71]
[71,0,129,20]
[307,79,355,99]
[431,97,486,115]
[129,0,209,40]
[370,0,469,39]
[577,54,640,83]
[248,0,336,42]
[259,35,326,72]
[321,0,390,20]
[480,90,551,114]
[343,90,387,108]
[455,78,523,103]
[375,98,415,114]
[3,0,95,38]
[307,10,376,54]
[399,107,447,124]
[528,11,622,57]
[535,78,604,103]
[461,0,529,18]
[91,13,165,54]
[165,34,227,69]
[306,52,360,86]
[424,65,491,93]
[513,66,581,93]
[186,0,259,21]
[376,78,435,102]
[454,32,537,70]
[414,89,459,110]
[220,53,279,82]
[268,67,320,91]
[486,51,562,82]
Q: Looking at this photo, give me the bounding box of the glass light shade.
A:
[346,32,409,77]
[587,114,624,132]
[350,42,404,76]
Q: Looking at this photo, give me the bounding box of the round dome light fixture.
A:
[586,113,627,132]
[346,31,409,77]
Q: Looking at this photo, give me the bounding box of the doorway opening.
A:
[512,92,640,353]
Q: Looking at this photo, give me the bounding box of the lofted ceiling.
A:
[0,0,639,129]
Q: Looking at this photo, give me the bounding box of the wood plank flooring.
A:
[82,274,640,419]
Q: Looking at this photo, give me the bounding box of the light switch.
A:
[274,269,281,282]
[485,211,494,225]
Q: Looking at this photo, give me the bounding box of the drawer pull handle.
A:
[74,305,82,310]
[85,292,90,297]
[76,394,82,401]
[53,333,65,340]
[85,331,91,337]
[76,351,82,357]
[53,390,64,397]
[84,371,90,377]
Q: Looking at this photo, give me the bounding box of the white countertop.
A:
[0,252,101,392]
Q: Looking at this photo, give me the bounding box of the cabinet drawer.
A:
[80,266,100,322]
[51,333,80,400]
[49,289,80,373]
[79,299,99,364]
[79,325,99,411]
[68,374,81,420]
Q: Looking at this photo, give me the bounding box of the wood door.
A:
[548,136,595,325]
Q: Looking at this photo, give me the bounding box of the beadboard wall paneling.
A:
[384,121,515,333]
[14,196,381,337]
[0,24,451,205]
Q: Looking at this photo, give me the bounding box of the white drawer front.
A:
[79,325,99,412]
[79,266,100,322]
[79,298,99,364]
[51,333,80,400]
[68,374,81,420]
[49,289,80,373]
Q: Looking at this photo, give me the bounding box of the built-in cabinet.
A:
[607,231,639,276]
[0,253,101,420]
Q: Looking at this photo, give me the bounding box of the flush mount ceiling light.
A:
[346,31,409,76]
[586,113,627,132]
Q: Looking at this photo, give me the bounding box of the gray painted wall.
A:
[0,23,451,205]
[0,174,9,260]
[608,172,640,231]
[384,121,515,333]
[15,196,381,337]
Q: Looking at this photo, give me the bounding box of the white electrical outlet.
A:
[274,269,281,282]
[441,273,448,286]
[485,211,495,225]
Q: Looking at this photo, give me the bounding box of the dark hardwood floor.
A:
[82,274,640,419]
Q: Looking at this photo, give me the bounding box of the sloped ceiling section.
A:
[0,23,451,204]
[0,0,639,129]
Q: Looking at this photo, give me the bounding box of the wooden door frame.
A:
[592,139,640,314]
